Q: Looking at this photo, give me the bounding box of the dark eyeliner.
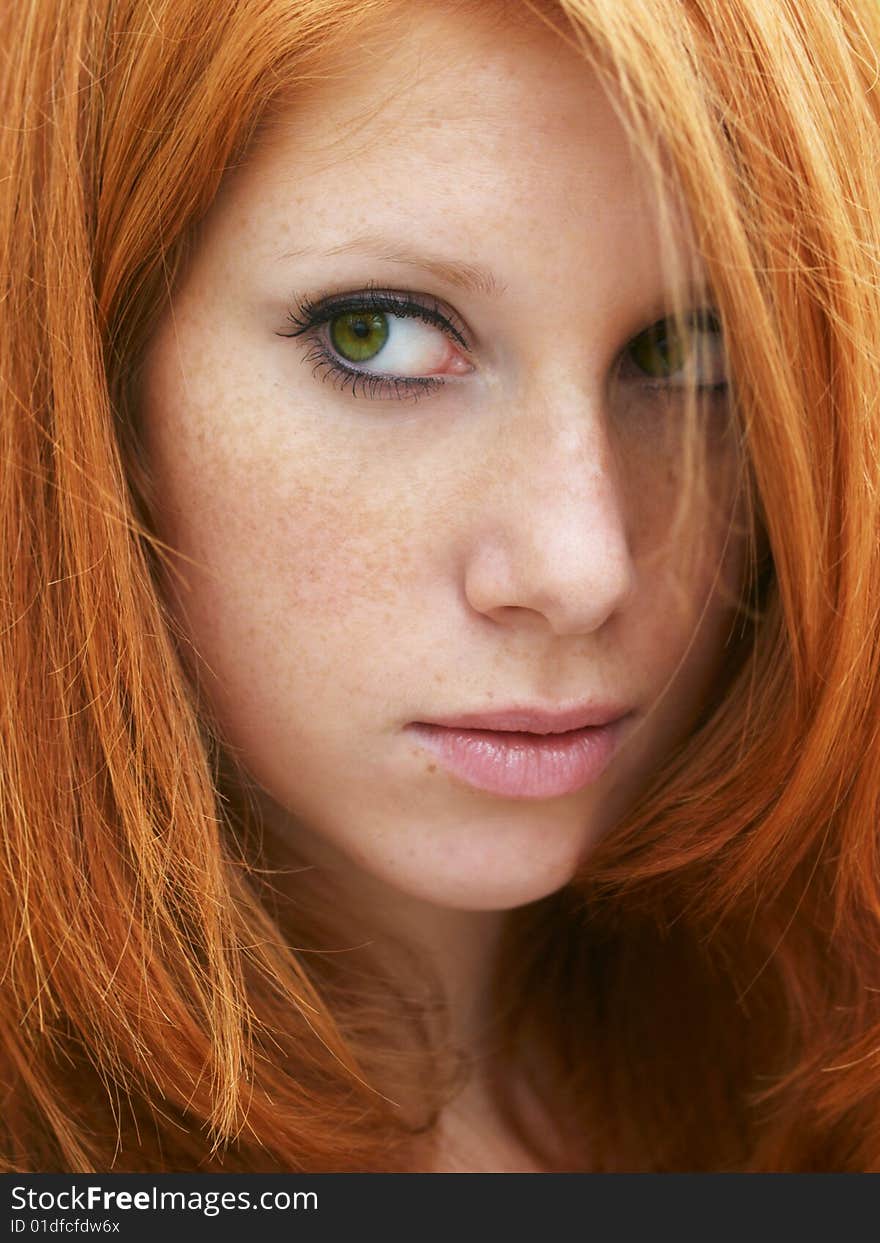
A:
[276,282,471,402]
[280,282,471,350]
[621,307,728,392]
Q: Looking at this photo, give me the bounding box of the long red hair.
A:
[1,0,879,1171]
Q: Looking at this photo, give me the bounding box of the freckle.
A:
[427,763,436,773]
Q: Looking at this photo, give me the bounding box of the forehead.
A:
[193,2,699,340]
[240,6,657,226]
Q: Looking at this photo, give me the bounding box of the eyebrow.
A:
[277,233,506,298]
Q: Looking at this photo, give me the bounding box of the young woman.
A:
[1,0,878,1173]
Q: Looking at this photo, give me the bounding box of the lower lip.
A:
[405,717,629,800]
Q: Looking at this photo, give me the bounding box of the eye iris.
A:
[631,322,687,377]
[330,311,389,362]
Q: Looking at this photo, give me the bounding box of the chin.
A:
[389,857,584,913]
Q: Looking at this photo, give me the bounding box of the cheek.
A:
[617,395,740,548]
[144,430,429,727]
[627,458,748,706]
[139,351,412,621]
[149,476,411,766]
[165,470,408,628]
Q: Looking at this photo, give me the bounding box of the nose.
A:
[462,387,636,636]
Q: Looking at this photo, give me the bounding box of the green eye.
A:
[627,310,724,384]
[629,319,688,378]
[330,311,389,363]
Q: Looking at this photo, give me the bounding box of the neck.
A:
[251,787,509,1054]
[250,789,565,1170]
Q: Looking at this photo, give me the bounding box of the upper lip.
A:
[414,702,632,735]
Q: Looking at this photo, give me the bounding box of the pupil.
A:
[651,328,669,357]
[331,310,389,363]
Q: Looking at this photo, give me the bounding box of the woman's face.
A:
[139,5,745,912]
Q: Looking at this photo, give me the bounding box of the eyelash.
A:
[276,284,728,403]
[276,282,467,402]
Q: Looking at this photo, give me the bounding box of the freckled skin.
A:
[138,6,747,914]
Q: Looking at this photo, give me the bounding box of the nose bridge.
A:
[523,390,612,502]
[511,383,630,554]
[464,381,636,633]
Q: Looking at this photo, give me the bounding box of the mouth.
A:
[416,702,631,735]
[405,715,631,800]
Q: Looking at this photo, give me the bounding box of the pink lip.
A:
[405,714,632,800]
[420,702,631,734]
